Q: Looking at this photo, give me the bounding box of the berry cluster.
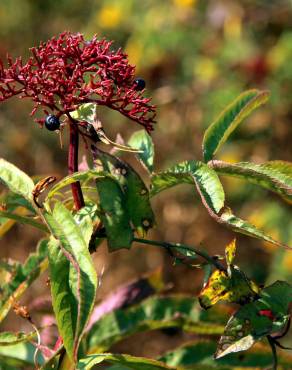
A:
[0,32,156,131]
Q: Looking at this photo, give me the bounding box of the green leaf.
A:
[210,160,292,202]
[95,177,133,251]
[92,147,155,236]
[215,281,292,359]
[0,210,48,233]
[0,159,35,202]
[151,160,225,214]
[0,239,48,323]
[86,295,223,353]
[46,170,105,200]
[159,340,292,369]
[45,202,97,362]
[203,90,270,162]
[128,129,154,173]
[218,207,290,249]
[77,353,176,370]
[0,341,44,368]
[0,331,36,346]
[70,103,96,124]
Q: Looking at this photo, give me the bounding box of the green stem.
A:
[134,237,226,271]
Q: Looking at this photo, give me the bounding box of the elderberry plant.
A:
[0,32,292,370]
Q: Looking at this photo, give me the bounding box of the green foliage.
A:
[45,202,97,362]
[216,281,292,359]
[202,90,270,162]
[0,159,35,202]
[151,160,225,214]
[86,295,223,353]
[95,176,133,250]
[128,129,155,173]
[0,239,48,323]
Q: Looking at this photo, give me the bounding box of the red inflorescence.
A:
[0,32,156,131]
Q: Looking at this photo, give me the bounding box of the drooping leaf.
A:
[77,353,175,370]
[210,160,292,202]
[218,207,291,249]
[45,202,97,362]
[128,129,154,173]
[0,330,36,346]
[92,146,155,237]
[151,160,225,214]
[215,281,292,359]
[203,90,270,162]
[95,177,133,251]
[0,159,35,202]
[0,239,49,323]
[86,295,223,353]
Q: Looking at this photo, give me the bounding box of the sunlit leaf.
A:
[71,103,96,124]
[0,341,45,368]
[215,281,292,359]
[45,202,97,362]
[128,129,154,173]
[95,177,133,251]
[159,340,292,369]
[86,295,223,353]
[0,239,48,323]
[198,268,259,310]
[210,160,292,202]
[92,146,155,236]
[77,353,176,370]
[0,330,36,346]
[151,160,225,214]
[203,90,270,162]
[0,159,35,202]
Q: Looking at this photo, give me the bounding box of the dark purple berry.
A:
[45,115,60,131]
[134,78,146,91]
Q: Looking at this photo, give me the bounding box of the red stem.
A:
[68,122,85,210]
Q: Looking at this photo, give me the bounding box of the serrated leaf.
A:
[198,268,259,309]
[87,295,223,353]
[151,160,225,214]
[210,160,292,202]
[45,202,97,362]
[128,129,154,173]
[95,177,133,251]
[0,239,48,323]
[77,353,175,370]
[215,281,292,359]
[203,90,270,162]
[92,147,155,236]
[0,330,36,346]
[0,159,35,202]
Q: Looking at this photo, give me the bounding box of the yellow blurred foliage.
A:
[173,0,197,8]
[224,14,242,39]
[95,5,122,29]
[193,57,218,83]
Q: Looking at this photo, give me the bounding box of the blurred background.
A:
[0,0,292,359]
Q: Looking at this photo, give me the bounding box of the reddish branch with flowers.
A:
[0,32,156,209]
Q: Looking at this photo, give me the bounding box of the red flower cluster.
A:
[0,32,156,131]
